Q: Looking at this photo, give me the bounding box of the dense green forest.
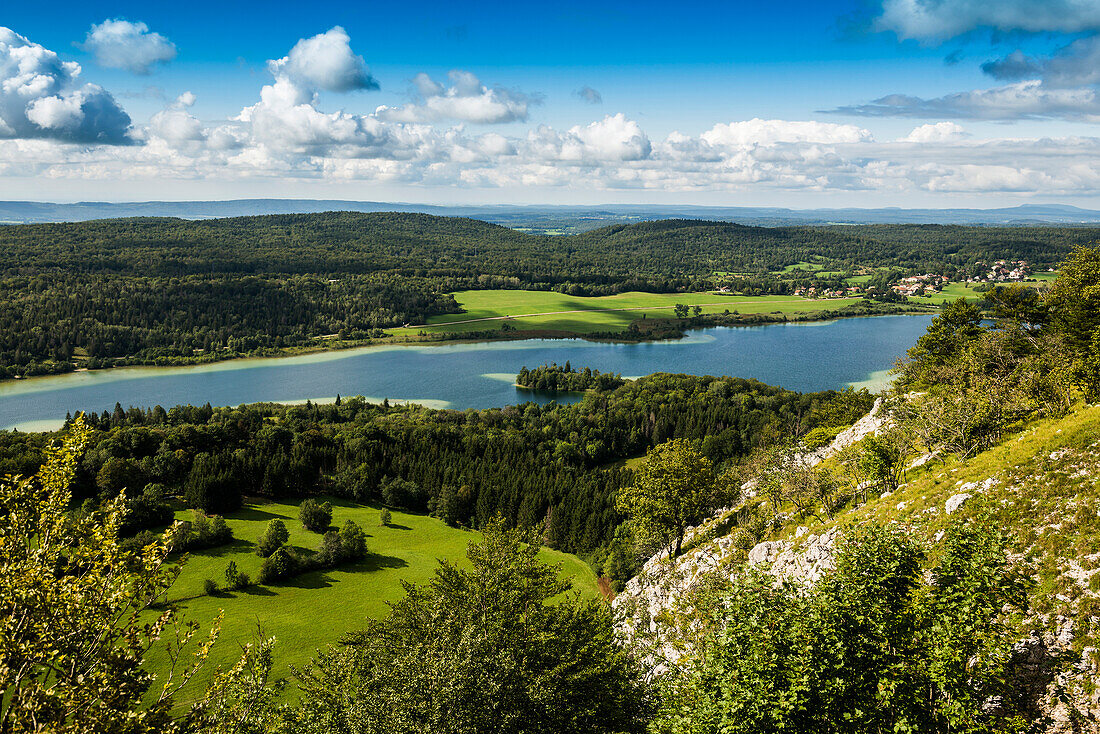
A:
[0,373,871,576]
[0,212,1086,378]
[516,362,626,392]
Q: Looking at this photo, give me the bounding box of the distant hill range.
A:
[4,199,1100,230]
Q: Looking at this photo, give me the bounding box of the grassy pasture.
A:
[908,281,987,304]
[147,498,597,706]
[778,261,826,273]
[389,289,863,337]
[910,276,1057,305]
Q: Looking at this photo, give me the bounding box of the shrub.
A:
[224,560,240,589]
[653,522,1031,733]
[235,571,251,588]
[339,520,367,561]
[192,511,233,547]
[380,508,392,527]
[258,546,301,585]
[316,531,344,566]
[801,425,844,450]
[203,578,219,596]
[256,519,289,558]
[299,499,333,533]
[167,511,235,553]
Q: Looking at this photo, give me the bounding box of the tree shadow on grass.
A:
[239,585,276,597]
[189,538,253,559]
[234,506,286,522]
[324,496,372,509]
[352,553,409,572]
[281,571,336,590]
[276,553,409,590]
[383,523,412,530]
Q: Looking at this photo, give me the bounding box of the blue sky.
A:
[4,0,1100,206]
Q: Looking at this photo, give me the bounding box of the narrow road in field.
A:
[400,298,842,330]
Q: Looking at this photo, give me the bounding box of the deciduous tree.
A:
[617,439,732,559]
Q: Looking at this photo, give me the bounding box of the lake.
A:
[0,314,932,431]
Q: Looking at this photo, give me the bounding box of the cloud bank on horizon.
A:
[7,1,1100,203]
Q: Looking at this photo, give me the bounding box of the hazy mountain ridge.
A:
[4,200,1100,229]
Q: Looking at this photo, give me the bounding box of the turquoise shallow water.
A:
[0,314,932,431]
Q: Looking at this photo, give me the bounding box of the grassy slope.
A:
[389,290,863,337]
[147,498,598,706]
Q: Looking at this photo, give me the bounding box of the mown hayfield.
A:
[146,497,598,706]
[389,289,862,337]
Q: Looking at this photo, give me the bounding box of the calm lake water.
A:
[0,314,933,431]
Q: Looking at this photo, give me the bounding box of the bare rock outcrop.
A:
[613,401,887,676]
[1008,617,1100,732]
[766,527,842,585]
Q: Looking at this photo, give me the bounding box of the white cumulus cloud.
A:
[525,114,651,162]
[899,122,969,142]
[268,26,377,93]
[0,27,131,143]
[80,20,176,75]
[6,20,1100,203]
[701,119,873,147]
[21,107,1100,201]
[376,70,537,124]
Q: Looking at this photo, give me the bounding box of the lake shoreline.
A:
[0,314,935,433]
[1,303,934,389]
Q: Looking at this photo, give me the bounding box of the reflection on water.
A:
[0,315,932,431]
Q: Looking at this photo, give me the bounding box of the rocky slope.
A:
[612,400,1100,730]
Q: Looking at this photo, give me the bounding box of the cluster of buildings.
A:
[719,258,1035,302]
[792,285,863,299]
[892,274,949,297]
[967,260,1031,283]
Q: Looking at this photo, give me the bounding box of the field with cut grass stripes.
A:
[389,289,862,337]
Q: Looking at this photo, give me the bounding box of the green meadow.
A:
[910,275,1057,305]
[147,498,598,706]
[908,281,988,304]
[389,289,863,337]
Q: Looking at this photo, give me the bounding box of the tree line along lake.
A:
[0,314,933,432]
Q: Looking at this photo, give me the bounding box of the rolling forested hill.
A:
[0,212,1082,280]
[0,212,1087,378]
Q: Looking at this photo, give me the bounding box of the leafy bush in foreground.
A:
[653,523,1030,734]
